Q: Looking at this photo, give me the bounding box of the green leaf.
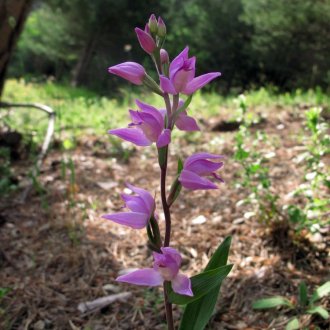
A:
[285,317,300,330]
[168,264,233,305]
[310,281,330,303]
[0,288,10,299]
[177,158,183,174]
[157,146,168,168]
[298,281,308,307]
[179,237,232,330]
[252,297,293,309]
[306,306,329,319]
[172,95,193,123]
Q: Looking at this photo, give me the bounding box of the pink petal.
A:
[153,251,179,280]
[156,129,171,148]
[125,184,155,215]
[108,62,146,85]
[161,247,182,267]
[175,112,200,131]
[172,68,193,93]
[169,47,189,80]
[185,152,224,168]
[212,172,225,183]
[117,268,163,286]
[129,109,142,124]
[179,169,218,190]
[108,128,151,146]
[102,212,149,229]
[185,160,223,175]
[135,99,164,128]
[135,28,156,54]
[138,111,162,141]
[182,72,221,95]
[121,194,149,214]
[172,273,193,296]
[160,76,177,94]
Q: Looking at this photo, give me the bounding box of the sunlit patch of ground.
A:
[0,104,329,329]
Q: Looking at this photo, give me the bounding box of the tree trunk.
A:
[70,32,98,87]
[0,0,32,99]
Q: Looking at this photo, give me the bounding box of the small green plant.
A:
[61,157,78,206]
[0,287,10,299]
[233,95,279,223]
[253,281,330,329]
[29,169,48,208]
[287,107,330,231]
[0,147,17,196]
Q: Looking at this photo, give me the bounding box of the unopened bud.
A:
[160,49,169,65]
[157,17,166,37]
[148,14,158,34]
[135,28,156,54]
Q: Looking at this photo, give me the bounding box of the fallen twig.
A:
[0,102,55,202]
[77,292,132,315]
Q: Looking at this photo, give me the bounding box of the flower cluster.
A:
[104,14,224,304]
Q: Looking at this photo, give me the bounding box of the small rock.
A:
[96,181,118,190]
[33,320,45,330]
[233,218,244,224]
[103,284,121,293]
[191,215,206,225]
[244,211,255,219]
[310,232,323,243]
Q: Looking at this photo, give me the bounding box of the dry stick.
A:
[0,102,55,202]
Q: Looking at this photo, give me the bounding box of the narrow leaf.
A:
[285,317,300,330]
[172,95,193,124]
[252,297,293,309]
[306,306,329,319]
[177,158,183,174]
[180,237,232,330]
[310,281,330,303]
[168,264,233,305]
[298,281,308,307]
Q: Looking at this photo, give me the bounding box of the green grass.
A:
[2,79,330,146]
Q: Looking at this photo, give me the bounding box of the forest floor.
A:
[0,100,329,329]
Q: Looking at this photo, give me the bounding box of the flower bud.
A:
[157,17,166,37]
[135,28,156,54]
[160,49,169,65]
[108,62,146,85]
[148,14,158,34]
[160,49,170,76]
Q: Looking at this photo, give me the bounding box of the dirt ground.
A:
[0,105,329,329]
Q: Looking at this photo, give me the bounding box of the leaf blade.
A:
[179,237,232,330]
[252,297,293,309]
[310,281,330,303]
[168,264,232,305]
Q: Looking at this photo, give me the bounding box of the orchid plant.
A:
[103,14,232,330]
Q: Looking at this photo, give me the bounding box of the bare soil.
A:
[0,105,329,329]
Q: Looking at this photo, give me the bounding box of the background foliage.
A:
[8,0,330,93]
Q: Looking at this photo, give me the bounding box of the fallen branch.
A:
[0,102,55,201]
[77,292,132,315]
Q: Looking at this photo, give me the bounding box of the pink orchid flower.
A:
[160,47,221,95]
[117,247,193,296]
[102,184,155,229]
[179,153,224,190]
